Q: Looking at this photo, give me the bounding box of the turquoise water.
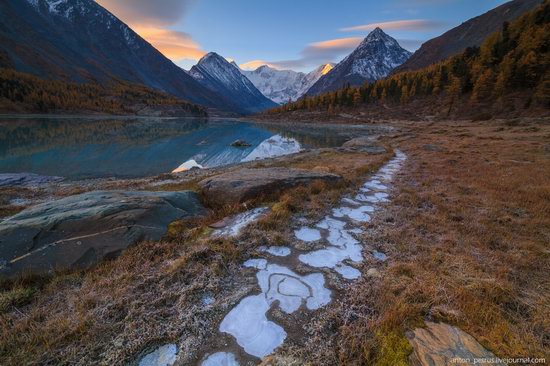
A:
[0,116,344,179]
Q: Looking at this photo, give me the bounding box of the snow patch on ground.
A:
[211,207,269,238]
[258,246,291,257]
[172,159,203,173]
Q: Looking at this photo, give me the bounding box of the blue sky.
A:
[97,0,509,72]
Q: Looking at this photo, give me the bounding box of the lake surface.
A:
[0,116,347,179]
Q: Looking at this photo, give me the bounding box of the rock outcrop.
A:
[0,190,206,277]
[199,168,341,206]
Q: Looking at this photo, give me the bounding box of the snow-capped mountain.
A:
[189,53,277,114]
[306,28,411,96]
[241,64,334,104]
[0,0,240,113]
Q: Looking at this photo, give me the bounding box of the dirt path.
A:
[137,151,407,365]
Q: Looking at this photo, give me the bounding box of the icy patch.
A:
[363,180,388,191]
[243,258,268,270]
[316,217,358,248]
[294,227,321,242]
[341,197,361,206]
[219,294,287,358]
[258,246,291,257]
[211,207,268,238]
[372,251,387,261]
[256,264,332,313]
[201,294,215,306]
[172,159,203,173]
[356,192,389,203]
[242,135,301,162]
[220,263,331,357]
[334,264,361,280]
[138,344,177,366]
[332,205,374,222]
[201,352,239,366]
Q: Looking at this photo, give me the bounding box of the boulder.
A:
[407,322,497,366]
[230,139,252,147]
[0,190,206,277]
[199,167,341,206]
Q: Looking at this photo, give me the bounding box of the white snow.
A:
[201,352,239,366]
[242,135,301,162]
[211,207,269,238]
[332,205,374,222]
[240,64,334,104]
[138,344,177,366]
[172,159,203,173]
[294,227,322,242]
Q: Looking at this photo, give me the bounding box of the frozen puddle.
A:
[202,151,406,362]
[220,260,331,358]
[258,246,291,257]
[211,207,269,237]
[294,227,321,242]
[138,344,177,366]
[201,352,239,366]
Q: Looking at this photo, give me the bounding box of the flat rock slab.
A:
[0,173,63,187]
[341,137,387,154]
[199,167,341,206]
[407,322,496,366]
[0,190,206,277]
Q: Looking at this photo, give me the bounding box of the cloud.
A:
[241,36,364,71]
[96,0,197,26]
[96,0,204,63]
[133,27,206,61]
[340,19,446,32]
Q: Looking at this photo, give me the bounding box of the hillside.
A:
[394,0,541,72]
[265,2,549,120]
[0,0,234,113]
[0,68,208,117]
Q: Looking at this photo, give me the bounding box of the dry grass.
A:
[295,117,550,365]
[0,141,390,365]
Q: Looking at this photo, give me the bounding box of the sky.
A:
[96,0,509,73]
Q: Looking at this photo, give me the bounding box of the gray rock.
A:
[0,190,206,277]
[199,167,341,206]
[407,322,497,366]
[342,137,387,154]
[0,173,63,187]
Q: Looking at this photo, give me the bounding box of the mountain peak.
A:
[305,28,411,96]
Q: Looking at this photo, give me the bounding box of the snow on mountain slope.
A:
[241,63,334,104]
[189,53,277,114]
[306,28,411,96]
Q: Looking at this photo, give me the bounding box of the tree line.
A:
[266,1,549,115]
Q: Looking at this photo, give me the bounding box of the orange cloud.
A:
[340,19,446,32]
[308,37,363,50]
[133,27,206,61]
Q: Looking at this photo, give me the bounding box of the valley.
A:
[0,0,548,365]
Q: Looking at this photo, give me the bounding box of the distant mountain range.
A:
[394,0,542,72]
[306,28,411,96]
[0,0,259,115]
[189,53,277,114]
[240,64,334,104]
